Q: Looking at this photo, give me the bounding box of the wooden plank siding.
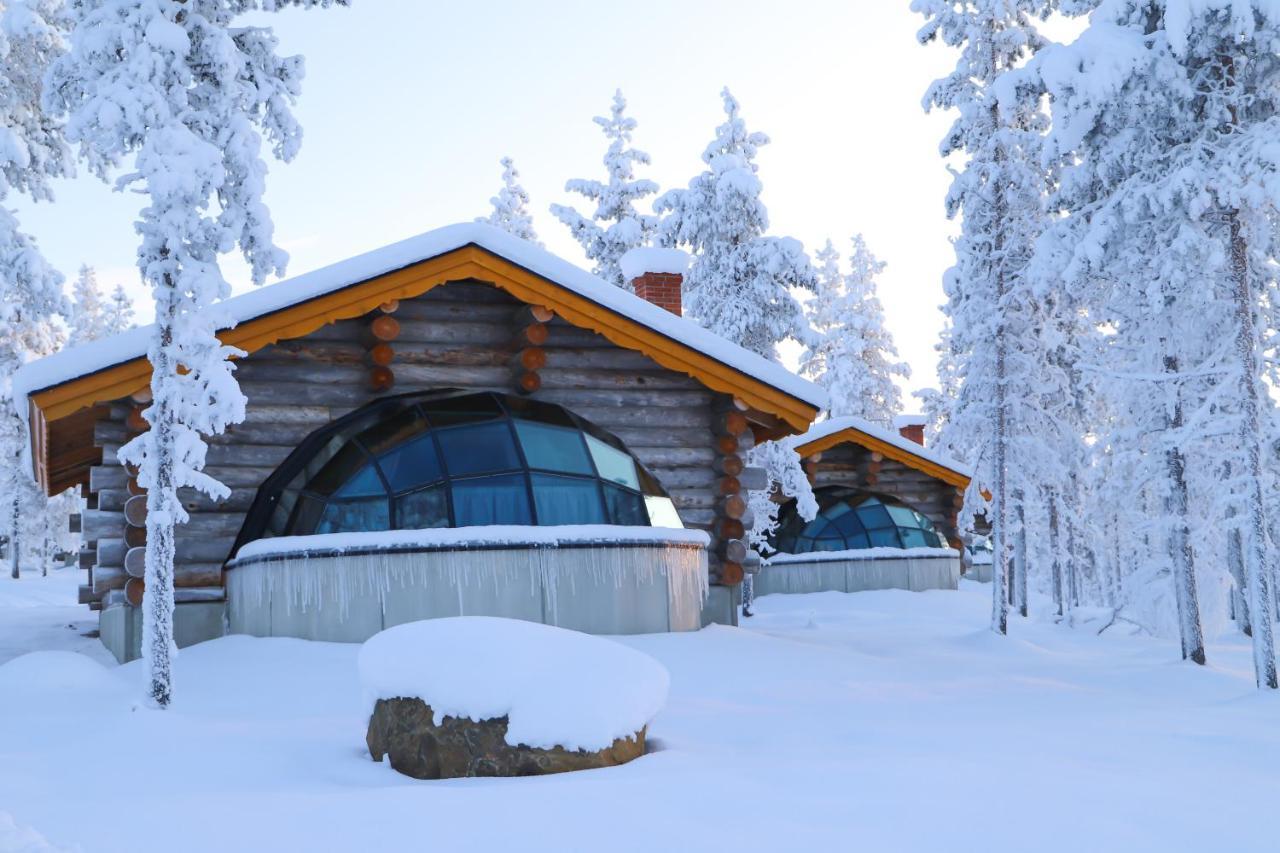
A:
[79,279,736,608]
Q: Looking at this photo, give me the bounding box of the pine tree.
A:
[914,0,1055,635]
[801,237,909,426]
[656,88,816,362]
[104,284,135,334]
[49,0,346,706]
[478,156,541,245]
[550,90,659,288]
[0,0,72,581]
[68,265,110,344]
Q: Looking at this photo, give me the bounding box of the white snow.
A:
[232,524,710,562]
[618,246,691,280]
[11,222,827,421]
[790,414,972,479]
[0,568,114,666]
[1,580,1278,851]
[358,617,668,751]
[766,546,958,564]
[891,413,928,429]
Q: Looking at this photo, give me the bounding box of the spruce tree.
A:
[478,156,541,245]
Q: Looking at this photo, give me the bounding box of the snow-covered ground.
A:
[0,568,113,667]
[1,577,1276,852]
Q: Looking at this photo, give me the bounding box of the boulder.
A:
[366,697,646,779]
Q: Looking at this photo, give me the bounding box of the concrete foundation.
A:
[754,554,961,597]
[99,601,227,664]
[699,584,740,628]
[225,538,709,642]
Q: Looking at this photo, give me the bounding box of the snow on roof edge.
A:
[787,415,973,479]
[13,223,826,416]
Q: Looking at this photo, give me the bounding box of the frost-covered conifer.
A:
[48,0,346,706]
[656,88,816,361]
[550,90,658,288]
[801,237,909,426]
[104,283,134,334]
[478,156,541,245]
[914,0,1054,634]
[68,264,109,344]
[0,0,71,581]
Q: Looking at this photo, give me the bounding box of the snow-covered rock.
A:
[358,617,668,754]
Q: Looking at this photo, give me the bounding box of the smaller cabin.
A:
[755,415,971,597]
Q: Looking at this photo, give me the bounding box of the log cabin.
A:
[754,414,975,597]
[13,224,826,662]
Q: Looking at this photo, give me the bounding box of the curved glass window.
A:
[233,390,682,554]
[770,488,943,554]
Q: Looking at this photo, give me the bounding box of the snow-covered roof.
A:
[13,223,827,414]
[788,415,972,487]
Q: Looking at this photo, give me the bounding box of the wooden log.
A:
[713,455,743,477]
[514,370,541,395]
[510,347,547,371]
[127,476,146,497]
[176,587,227,604]
[368,314,400,342]
[717,476,741,496]
[716,518,745,541]
[513,322,549,348]
[738,466,769,492]
[714,435,738,455]
[370,365,395,392]
[516,305,555,324]
[96,539,126,568]
[130,388,152,405]
[125,577,144,607]
[125,525,146,549]
[714,395,750,413]
[79,549,95,571]
[718,495,747,520]
[367,342,395,367]
[379,299,400,314]
[739,507,755,531]
[123,550,222,587]
[79,584,98,605]
[124,495,147,528]
[720,562,744,586]
[88,601,103,612]
[82,510,125,542]
[92,567,127,595]
[711,411,748,437]
[720,539,748,564]
[124,546,145,578]
[126,406,148,432]
[68,513,82,534]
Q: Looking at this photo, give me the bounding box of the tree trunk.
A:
[1164,354,1206,666]
[9,492,18,580]
[1048,492,1063,617]
[1014,494,1028,618]
[990,128,1011,637]
[1227,213,1277,688]
[1223,465,1252,637]
[142,295,179,708]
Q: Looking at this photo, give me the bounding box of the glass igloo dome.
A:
[233,390,682,555]
[770,487,944,555]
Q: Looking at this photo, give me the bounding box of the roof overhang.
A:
[25,240,823,494]
[793,426,971,490]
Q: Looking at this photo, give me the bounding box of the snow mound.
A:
[358,617,669,752]
[0,651,126,706]
[618,246,691,280]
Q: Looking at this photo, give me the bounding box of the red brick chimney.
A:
[893,414,927,446]
[620,248,690,316]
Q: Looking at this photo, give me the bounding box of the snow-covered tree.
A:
[68,264,109,344]
[478,156,541,245]
[0,0,72,581]
[656,88,816,361]
[1030,0,1280,684]
[550,90,659,288]
[801,237,909,426]
[913,0,1055,634]
[104,283,135,333]
[48,0,346,706]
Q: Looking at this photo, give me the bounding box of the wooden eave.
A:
[794,427,971,490]
[28,244,820,494]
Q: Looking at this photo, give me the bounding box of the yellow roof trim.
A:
[795,427,971,490]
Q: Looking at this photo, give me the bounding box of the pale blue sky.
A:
[18,1,962,394]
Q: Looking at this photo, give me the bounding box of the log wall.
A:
[79,279,746,609]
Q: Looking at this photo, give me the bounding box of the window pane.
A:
[923,529,943,548]
[604,484,647,525]
[334,464,385,498]
[316,498,389,534]
[378,434,443,492]
[504,396,577,428]
[515,421,593,474]
[307,442,371,496]
[288,494,326,535]
[451,474,532,526]
[886,504,920,527]
[868,527,901,548]
[396,485,449,529]
[813,538,844,552]
[857,505,894,531]
[436,422,521,476]
[585,434,639,489]
[643,495,683,528]
[356,406,428,456]
[900,528,931,549]
[531,474,606,524]
[425,394,504,427]
[824,501,852,519]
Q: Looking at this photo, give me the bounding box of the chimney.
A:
[619,247,690,316]
[893,414,927,446]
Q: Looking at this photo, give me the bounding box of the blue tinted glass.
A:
[830,512,867,537]
[334,465,385,498]
[451,474,532,526]
[436,422,521,476]
[868,527,901,548]
[289,494,326,535]
[607,486,649,525]
[308,442,371,496]
[886,504,919,526]
[585,434,639,489]
[858,505,894,530]
[824,502,852,519]
[900,528,932,549]
[531,474,606,524]
[378,434,442,492]
[515,422,593,474]
[396,485,448,529]
[425,394,504,427]
[812,538,844,552]
[316,498,390,534]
